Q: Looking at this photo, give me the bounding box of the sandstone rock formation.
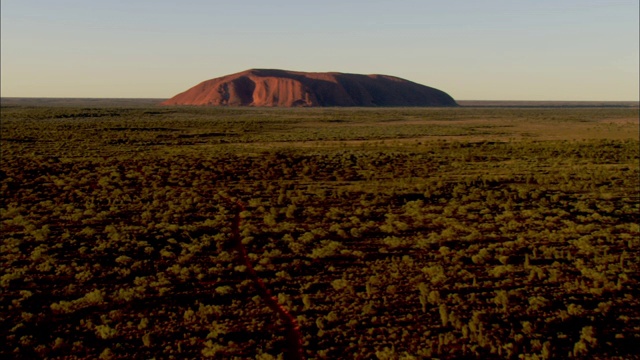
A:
[161,69,457,107]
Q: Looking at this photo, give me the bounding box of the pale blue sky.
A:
[2,0,638,100]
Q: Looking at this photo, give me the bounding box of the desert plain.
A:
[1,101,639,359]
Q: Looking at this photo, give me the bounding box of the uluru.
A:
[161,69,457,107]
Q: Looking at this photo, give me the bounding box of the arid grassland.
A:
[1,105,639,359]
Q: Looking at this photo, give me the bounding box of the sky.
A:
[1,0,638,101]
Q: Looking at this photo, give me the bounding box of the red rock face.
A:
[161,69,457,107]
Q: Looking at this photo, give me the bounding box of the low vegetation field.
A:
[1,104,639,359]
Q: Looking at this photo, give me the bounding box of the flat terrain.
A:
[1,104,639,359]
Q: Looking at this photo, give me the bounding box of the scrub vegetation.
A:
[1,105,638,359]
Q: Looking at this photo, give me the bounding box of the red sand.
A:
[161,69,457,107]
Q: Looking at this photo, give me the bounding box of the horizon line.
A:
[2,97,639,103]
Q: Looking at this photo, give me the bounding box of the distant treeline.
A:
[458,100,639,108]
[0,98,165,107]
[2,98,638,108]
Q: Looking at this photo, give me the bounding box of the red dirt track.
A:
[227,198,305,360]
